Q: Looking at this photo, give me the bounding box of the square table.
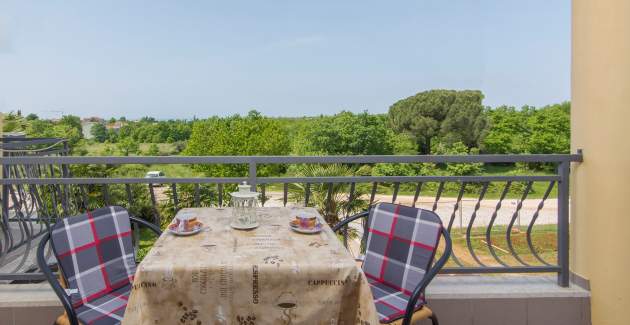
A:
[123,207,379,324]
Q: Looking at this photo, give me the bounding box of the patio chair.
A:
[36,206,162,325]
[333,203,452,325]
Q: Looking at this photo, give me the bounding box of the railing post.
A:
[557,161,570,287]
[61,141,70,176]
[59,141,71,216]
[248,159,257,190]
[148,183,160,228]
[1,163,8,228]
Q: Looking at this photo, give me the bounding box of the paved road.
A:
[261,192,559,227]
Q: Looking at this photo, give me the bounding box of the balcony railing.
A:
[0,152,582,286]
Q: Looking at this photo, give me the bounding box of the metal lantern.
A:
[230,182,259,230]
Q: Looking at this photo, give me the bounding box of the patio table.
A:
[122,207,379,325]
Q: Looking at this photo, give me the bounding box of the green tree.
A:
[60,115,83,134]
[482,102,570,155]
[118,138,139,156]
[107,129,119,143]
[372,162,436,177]
[292,111,395,155]
[388,89,487,154]
[90,123,108,143]
[25,113,39,120]
[147,143,160,156]
[184,110,290,177]
[481,106,528,154]
[2,112,27,132]
[432,141,482,175]
[288,164,368,225]
[525,102,570,154]
[24,117,78,150]
[102,145,115,156]
[113,119,192,144]
[388,132,418,155]
[54,124,82,147]
[26,119,56,137]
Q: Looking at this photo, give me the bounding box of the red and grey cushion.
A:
[50,206,136,313]
[74,283,131,325]
[361,203,442,323]
[368,278,425,323]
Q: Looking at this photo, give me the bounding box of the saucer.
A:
[230,221,259,230]
[289,220,323,234]
[168,222,203,236]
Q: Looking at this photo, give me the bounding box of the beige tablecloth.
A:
[123,207,379,325]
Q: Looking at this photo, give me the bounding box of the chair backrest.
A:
[50,206,137,307]
[362,203,443,295]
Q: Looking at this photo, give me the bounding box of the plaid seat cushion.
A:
[362,203,442,323]
[368,278,424,323]
[75,283,131,325]
[50,206,136,309]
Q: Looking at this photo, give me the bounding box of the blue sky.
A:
[0,1,570,119]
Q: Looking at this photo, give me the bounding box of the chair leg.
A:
[429,313,439,325]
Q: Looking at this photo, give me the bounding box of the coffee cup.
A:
[295,212,317,229]
[175,211,197,232]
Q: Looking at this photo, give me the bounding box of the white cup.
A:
[175,211,196,232]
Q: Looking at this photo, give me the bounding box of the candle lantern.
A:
[230,182,259,230]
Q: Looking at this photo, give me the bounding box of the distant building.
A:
[83,117,105,123]
[106,121,126,132]
[81,122,97,139]
[81,117,105,139]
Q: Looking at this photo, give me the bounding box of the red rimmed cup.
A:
[295,212,317,230]
[174,211,197,232]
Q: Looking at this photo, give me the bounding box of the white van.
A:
[145,171,165,186]
[145,171,165,178]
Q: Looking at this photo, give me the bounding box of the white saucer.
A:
[168,226,203,236]
[168,223,203,236]
[230,221,259,230]
[289,223,323,234]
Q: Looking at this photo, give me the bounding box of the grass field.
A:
[137,228,160,261]
[82,142,177,156]
[143,164,205,178]
[446,224,557,267]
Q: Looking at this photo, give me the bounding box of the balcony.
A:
[0,137,589,324]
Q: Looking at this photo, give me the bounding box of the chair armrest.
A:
[129,216,162,235]
[331,210,370,232]
[402,227,452,325]
[37,232,80,325]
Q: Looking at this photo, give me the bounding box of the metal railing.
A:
[0,137,69,283]
[0,152,582,286]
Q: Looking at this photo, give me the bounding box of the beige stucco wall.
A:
[571,1,630,324]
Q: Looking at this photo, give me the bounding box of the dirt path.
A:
[262,191,559,226]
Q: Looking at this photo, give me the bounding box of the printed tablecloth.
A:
[122,207,379,325]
